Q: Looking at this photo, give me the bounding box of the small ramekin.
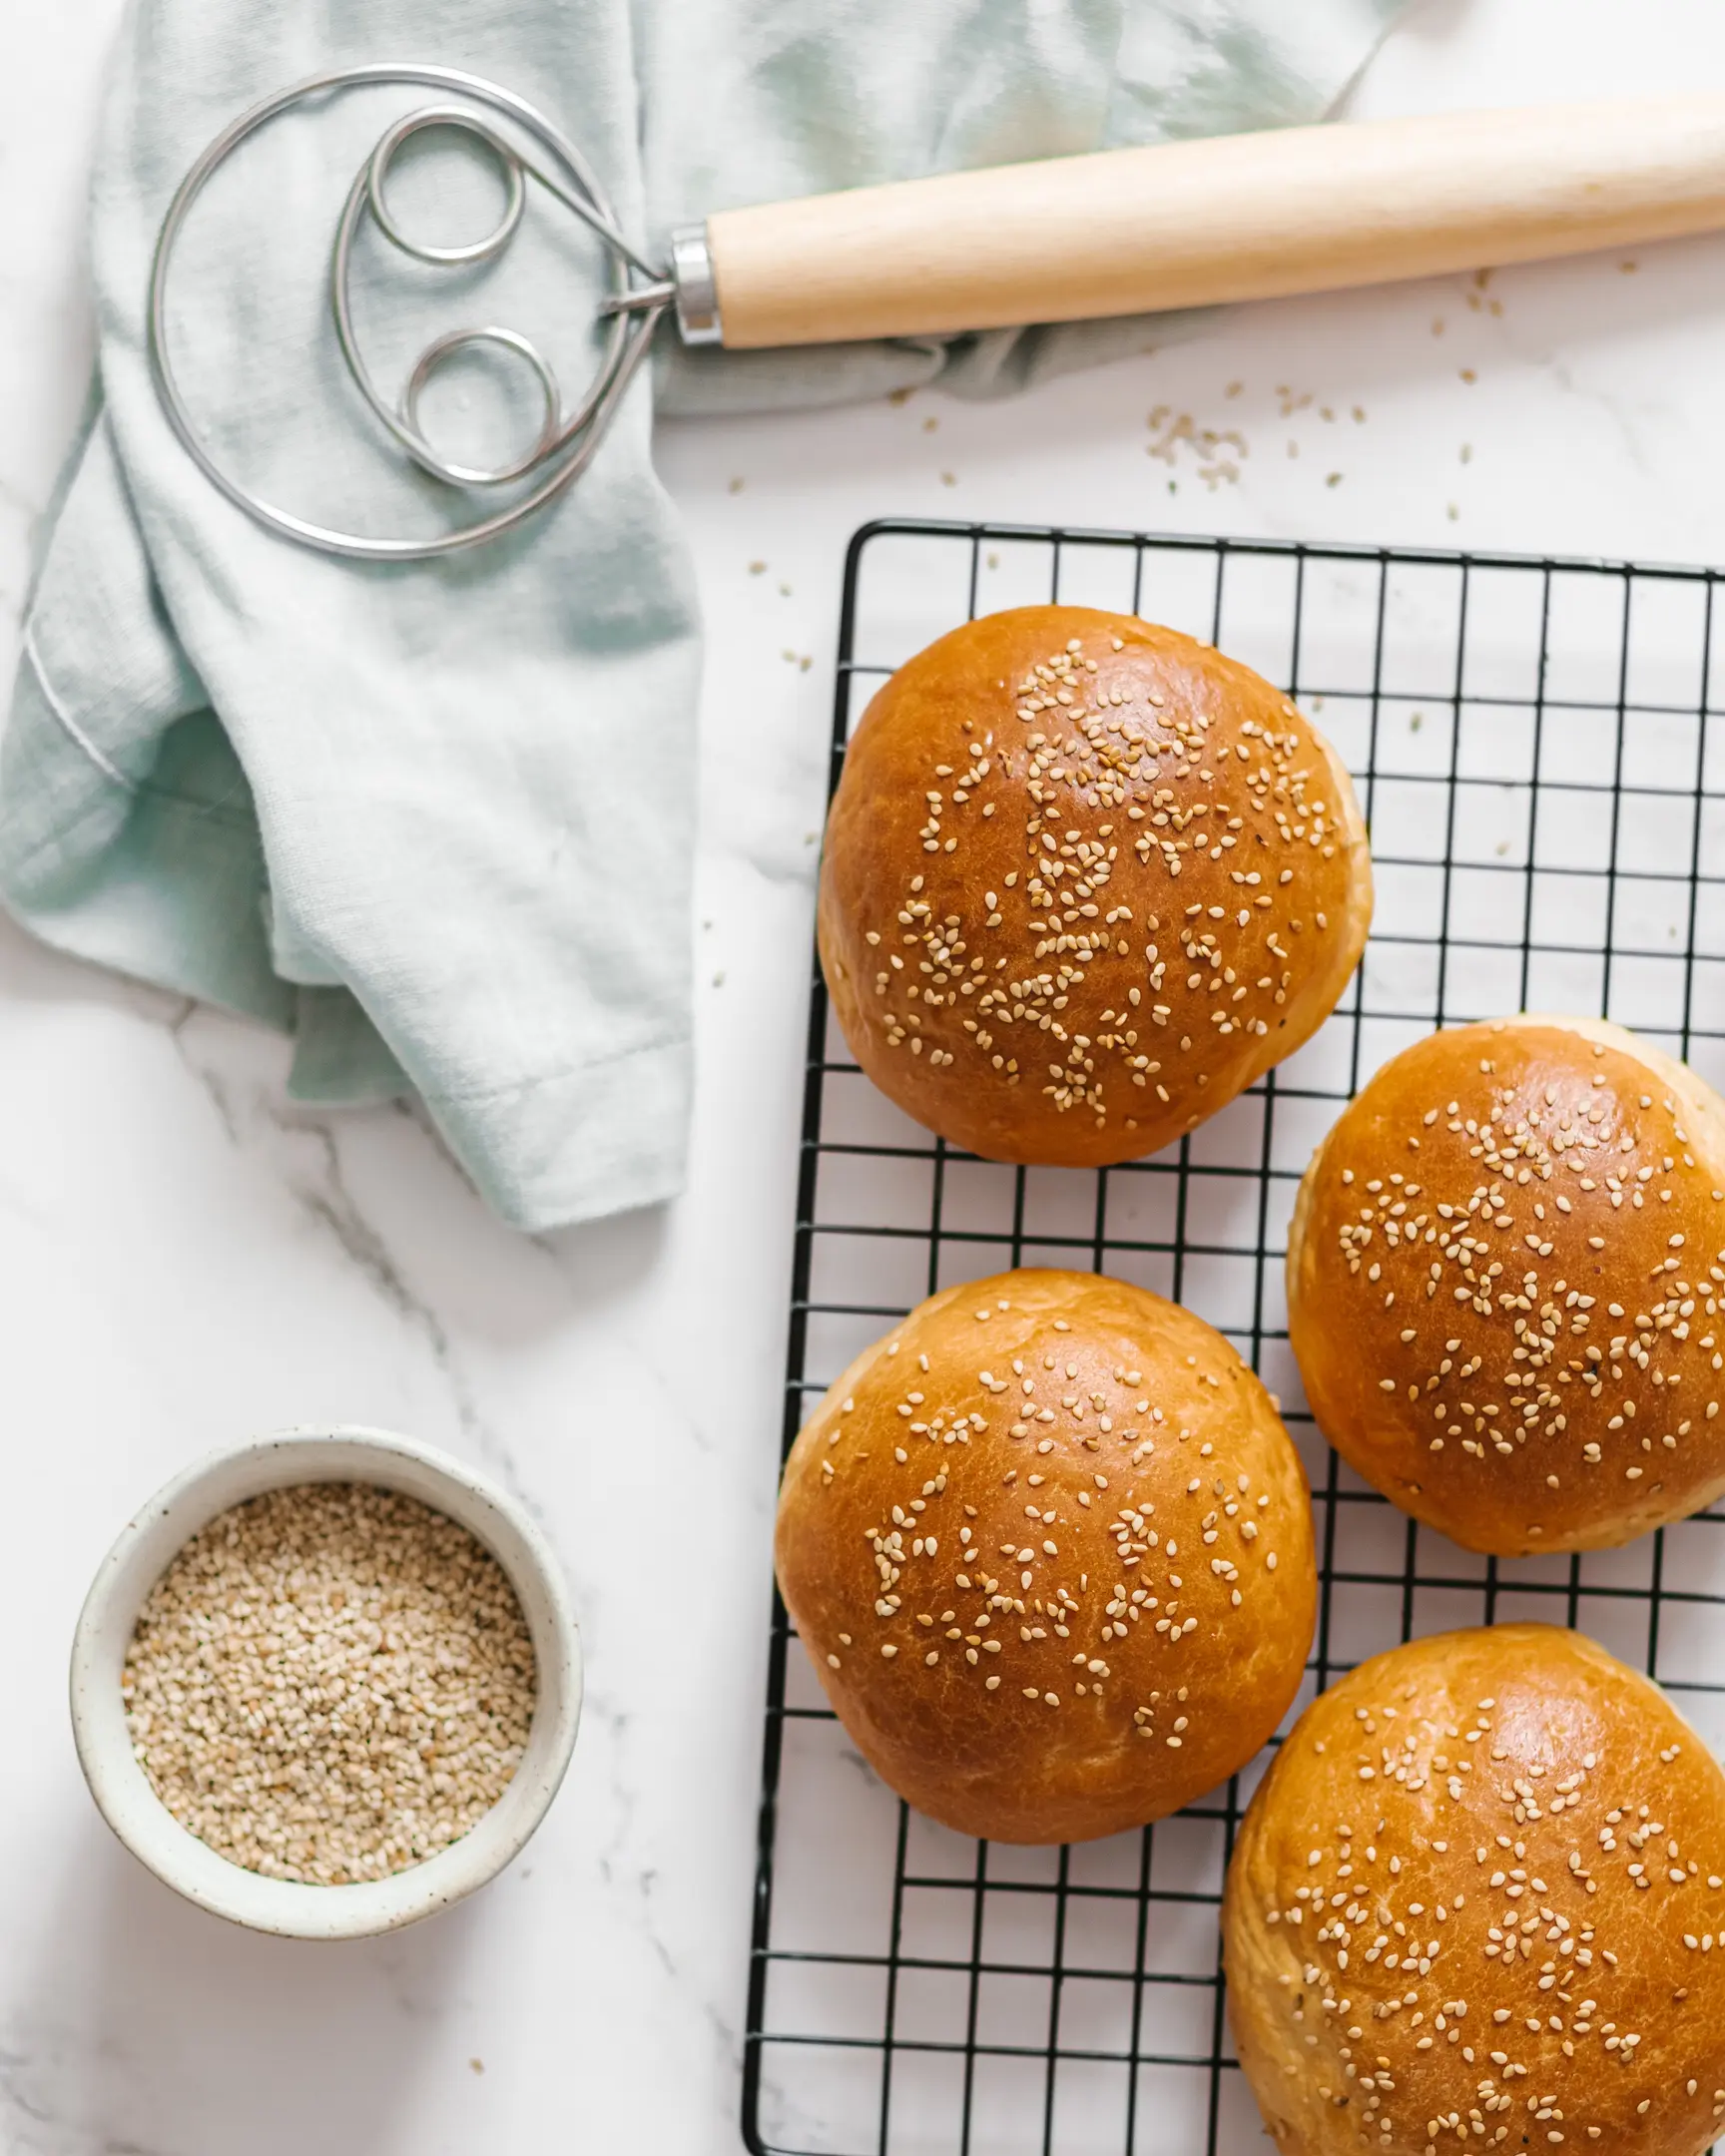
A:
[69,1424,582,1939]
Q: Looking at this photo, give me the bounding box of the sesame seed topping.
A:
[1301,1019,1725,1549]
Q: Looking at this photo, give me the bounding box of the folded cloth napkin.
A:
[2,0,1407,1231]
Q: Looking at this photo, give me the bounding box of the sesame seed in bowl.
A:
[71,1427,581,1939]
[123,1481,539,1886]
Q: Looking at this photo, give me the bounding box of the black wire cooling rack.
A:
[742,517,1725,2156]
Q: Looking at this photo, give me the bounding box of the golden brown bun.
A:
[774,1268,1316,1844]
[1225,1624,1725,2156]
[818,606,1372,1168]
[1288,1015,1725,1556]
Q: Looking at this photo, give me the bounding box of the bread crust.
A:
[1287,1016,1725,1555]
[774,1268,1316,1844]
[1225,1624,1725,2156]
[818,606,1372,1167]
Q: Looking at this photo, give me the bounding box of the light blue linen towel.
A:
[2,0,1407,1231]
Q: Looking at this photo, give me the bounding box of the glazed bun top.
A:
[1288,1014,1725,1555]
[818,605,1372,1169]
[774,1268,1317,1845]
[1225,1623,1725,2156]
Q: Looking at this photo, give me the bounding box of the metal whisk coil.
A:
[149,65,675,560]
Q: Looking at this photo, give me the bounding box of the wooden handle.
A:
[706,97,1725,349]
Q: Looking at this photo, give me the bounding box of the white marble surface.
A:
[8,2,1725,2151]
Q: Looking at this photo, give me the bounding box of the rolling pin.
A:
[668,97,1725,348]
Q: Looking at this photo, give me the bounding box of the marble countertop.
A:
[7,2,1725,2151]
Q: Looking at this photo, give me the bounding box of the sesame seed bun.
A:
[774,1268,1317,1845]
[818,606,1373,1168]
[1224,1624,1725,2156]
[1287,1015,1725,1557]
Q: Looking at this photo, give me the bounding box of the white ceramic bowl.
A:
[69,1424,582,1939]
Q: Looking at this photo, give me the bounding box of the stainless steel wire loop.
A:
[148,65,672,561]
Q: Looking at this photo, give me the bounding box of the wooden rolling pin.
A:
[671,98,1725,349]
